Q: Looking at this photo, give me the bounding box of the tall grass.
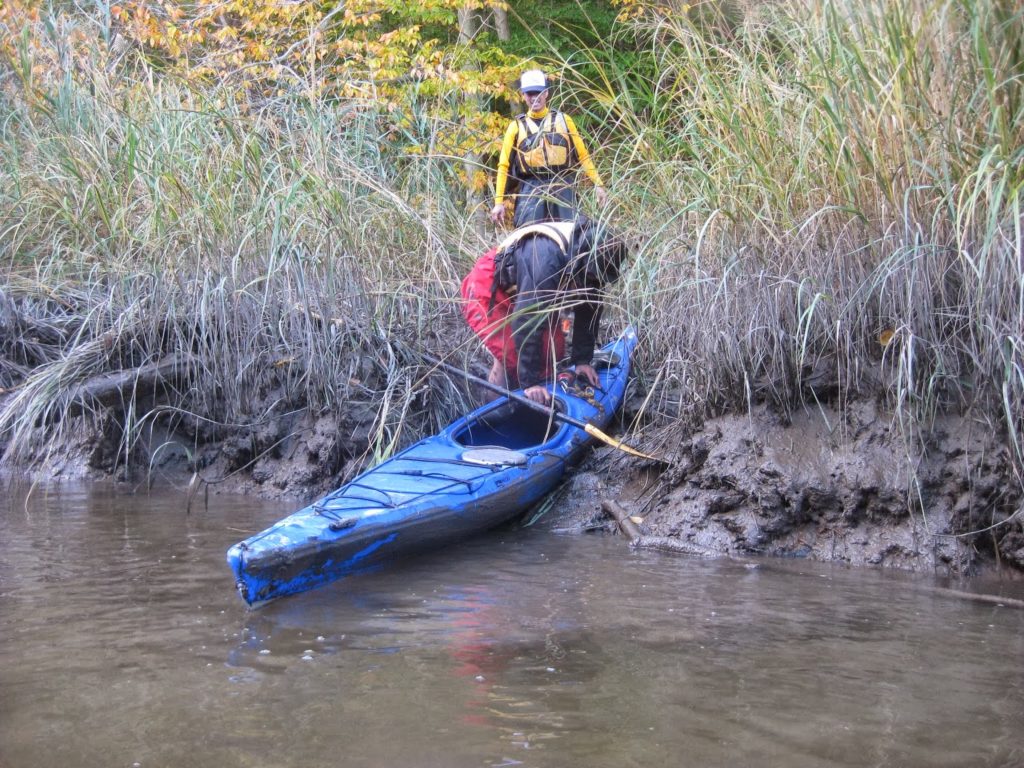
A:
[0,18,487,474]
[555,0,1021,466]
[0,0,1021,507]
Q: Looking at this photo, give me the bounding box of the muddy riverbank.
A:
[557,398,1024,579]
[3,375,1021,580]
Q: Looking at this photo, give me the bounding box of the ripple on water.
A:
[1,484,1023,768]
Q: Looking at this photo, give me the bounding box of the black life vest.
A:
[488,222,573,310]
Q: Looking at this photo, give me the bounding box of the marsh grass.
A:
[0,24,488,475]
[0,0,1021,513]
[552,0,1022,470]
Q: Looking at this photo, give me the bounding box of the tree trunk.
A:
[493,5,510,41]
[458,4,487,236]
[57,354,194,422]
[458,6,478,44]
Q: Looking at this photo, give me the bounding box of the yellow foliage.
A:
[2,0,527,195]
[610,0,688,22]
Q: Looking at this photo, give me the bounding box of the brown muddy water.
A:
[1,482,1023,768]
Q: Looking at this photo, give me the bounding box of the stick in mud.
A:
[601,499,643,542]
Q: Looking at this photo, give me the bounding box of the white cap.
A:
[520,69,547,93]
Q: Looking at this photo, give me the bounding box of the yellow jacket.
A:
[493,107,604,206]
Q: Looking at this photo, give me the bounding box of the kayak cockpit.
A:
[451,400,566,451]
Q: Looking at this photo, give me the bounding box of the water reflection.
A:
[1,481,1023,768]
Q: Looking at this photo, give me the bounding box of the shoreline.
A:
[4,388,1020,582]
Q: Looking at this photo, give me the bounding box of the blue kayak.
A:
[227,327,638,606]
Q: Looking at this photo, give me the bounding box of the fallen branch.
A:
[601,499,644,542]
[930,586,1024,610]
[61,353,194,420]
[631,535,717,557]
[602,499,720,557]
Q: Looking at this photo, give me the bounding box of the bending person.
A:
[461,217,629,405]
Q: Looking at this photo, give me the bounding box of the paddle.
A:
[421,352,660,461]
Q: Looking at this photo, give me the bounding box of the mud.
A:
[3,384,1022,579]
[0,396,381,499]
[552,398,1024,578]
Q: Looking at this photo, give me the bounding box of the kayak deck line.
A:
[245,466,512,549]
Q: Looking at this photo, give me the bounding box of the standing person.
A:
[461,216,629,405]
[489,69,608,228]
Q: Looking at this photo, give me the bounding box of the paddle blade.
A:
[583,423,661,461]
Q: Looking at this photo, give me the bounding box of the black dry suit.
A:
[496,217,630,388]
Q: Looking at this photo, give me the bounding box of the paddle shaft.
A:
[422,352,662,461]
[421,353,592,431]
